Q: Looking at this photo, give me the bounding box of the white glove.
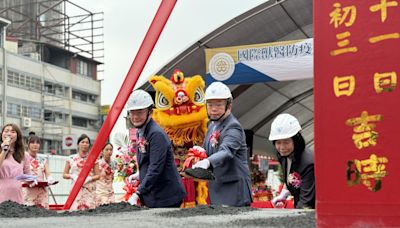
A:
[47,176,56,185]
[128,193,139,205]
[84,176,93,185]
[192,145,206,153]
[192,159,210,169]
[272,189,291,205]
[70,174,78,182]
[128,172,140,182]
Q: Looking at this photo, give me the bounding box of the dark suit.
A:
[280,148,315,209]
[136,119,186,207]
[204,114,252,207]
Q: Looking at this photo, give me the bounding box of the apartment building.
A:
[0,19,102,155]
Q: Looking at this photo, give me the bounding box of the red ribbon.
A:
[183,148,207,169]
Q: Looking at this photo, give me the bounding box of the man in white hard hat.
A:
[192,82,252,207]
[126,89,186,208]
[269,113,315,209]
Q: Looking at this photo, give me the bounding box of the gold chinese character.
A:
[333,75,355,97]
[374,71,397,93]
[370,0,398,23]
[330,32,358,56]
[369,32,400,43]
[355,154,388,192]
[330,3,357,28]
[346,111,383,149]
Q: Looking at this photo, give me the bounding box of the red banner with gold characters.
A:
[314,1,400,227]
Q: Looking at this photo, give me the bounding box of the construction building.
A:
[0,0,104,155]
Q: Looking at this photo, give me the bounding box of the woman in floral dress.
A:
[23,135,55,208]
[268,113,315,209]
[0,123,30,204]
[96,143,115,205]
[63,134,100,210]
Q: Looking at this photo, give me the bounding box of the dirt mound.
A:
[0,201,57,218]
[61,202,145,216]
[0,201,145,218]
[229,211,315,228]
[159,205,258,217]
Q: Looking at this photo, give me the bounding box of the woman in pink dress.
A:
[96,143,115,206]
[63,134,100,210]
[23,135,55,208]
[0,123,30,204]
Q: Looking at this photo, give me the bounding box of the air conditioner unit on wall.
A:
[22,117,32,128]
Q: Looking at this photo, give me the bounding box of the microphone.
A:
[3,136,11,152]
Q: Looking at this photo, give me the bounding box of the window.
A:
[31,107,41,120]
[44,82,65,96]
[44,110,65,123]
[25,76,31,88]
[6,102,41,119]
[77,60,88,76]
[33,78,42,91]
[89,95,97,103]
[55,84,65,96]
[55,112,64,123]
[7,103,21,116]
[20,74,25,87]
[22,106,30,117]
[72,90,97,103]
[7,71,17,85]
[72,116,87,127]
[45,82,54,94]
[7,70,42,92]
[44,109,55,122]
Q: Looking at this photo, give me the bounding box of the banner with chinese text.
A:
[314,1,400,227]
[205,39,313,85]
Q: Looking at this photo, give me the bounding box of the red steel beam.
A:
[63,0,177,210]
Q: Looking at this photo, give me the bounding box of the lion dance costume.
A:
[149,70,208,207]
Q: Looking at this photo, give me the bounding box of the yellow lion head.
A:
[149,70,208,146]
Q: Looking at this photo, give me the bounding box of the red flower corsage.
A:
[209,130,220,148]
[105,166,113,175]
[288,172,302,188]
[77,158,85,168]
[31,159,39,169]
[137,137,148,153]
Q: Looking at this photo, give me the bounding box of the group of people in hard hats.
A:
[0,79,315,209]
[124,81,315,209]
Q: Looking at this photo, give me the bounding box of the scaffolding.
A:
[0,0,104,63]
[0,0,103,155]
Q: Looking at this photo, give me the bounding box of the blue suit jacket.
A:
[136,119,186,207]
[204,114,253,206]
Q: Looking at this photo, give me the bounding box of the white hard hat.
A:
[269,113,302,141]
[205,82,232,100]
[126,89,154,111]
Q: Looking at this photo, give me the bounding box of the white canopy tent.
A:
[143,0,313,156]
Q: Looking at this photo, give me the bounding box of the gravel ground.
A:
[158,205,258,217]
[0,201,315,228]
[0,201,145,217]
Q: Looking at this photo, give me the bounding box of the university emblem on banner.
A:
[209,52,235,81]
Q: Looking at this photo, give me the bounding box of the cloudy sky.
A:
[71,0,267,133]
